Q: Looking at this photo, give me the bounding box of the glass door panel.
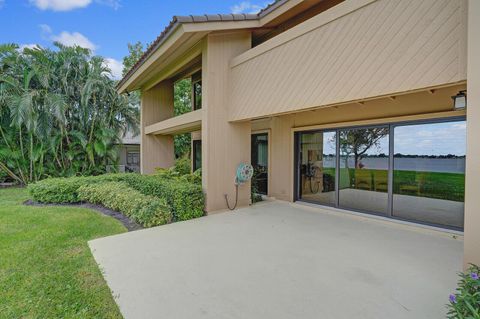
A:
[251,133,268,195]
[338,127,389,214]
[392,121,466,228]
[299,131,336,206]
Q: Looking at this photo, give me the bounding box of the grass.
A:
[0,187,126,318]
[323,168,465,202]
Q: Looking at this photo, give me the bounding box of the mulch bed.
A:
[0,182,20,189]
[24,200,143,232]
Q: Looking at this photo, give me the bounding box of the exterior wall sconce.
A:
[452,90,467,110]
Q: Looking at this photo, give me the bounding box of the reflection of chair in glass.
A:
[400,173,426,196]
[323,173,335,192]
[355,169,372,190]
[374,170,388,192]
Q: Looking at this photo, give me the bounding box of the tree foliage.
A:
[0,43,138,184]
[121,41,193,159]
[173,78,192,158]
[339,128,389,168]
[122,41,145,77]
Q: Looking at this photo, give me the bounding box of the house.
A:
[107,130,140,173]
[117,0,480,268]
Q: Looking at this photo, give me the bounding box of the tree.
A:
[173,79,192,158]
[122,41,145,77]
[121,41,194,159]
[0,43,138,184]
[339,128,388,168]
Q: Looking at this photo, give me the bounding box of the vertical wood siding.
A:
[229,0,468,121]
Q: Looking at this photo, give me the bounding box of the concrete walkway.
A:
[89,201,463,319]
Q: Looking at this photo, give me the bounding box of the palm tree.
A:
[0,43,138,184]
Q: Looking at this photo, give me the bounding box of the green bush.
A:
[117,174,204,221]
[28,176,90,203]
[78,182,172,227]
[174,157,191,176]
[29,173,205,223]
[28,174,123,203]
[447,264,480,318]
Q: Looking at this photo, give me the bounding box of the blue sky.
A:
[321,121,466,157]
[0,0,270,78]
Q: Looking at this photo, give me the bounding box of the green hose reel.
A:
[236,163,254,184]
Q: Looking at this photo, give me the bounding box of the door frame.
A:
[252,129,271,196]
[293,115,466,230]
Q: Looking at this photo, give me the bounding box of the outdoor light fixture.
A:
[452,90,467,110]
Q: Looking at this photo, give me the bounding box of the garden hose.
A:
[225,181,239,211]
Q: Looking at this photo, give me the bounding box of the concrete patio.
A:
[89,201,463,319]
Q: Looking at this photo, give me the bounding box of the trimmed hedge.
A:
[78,182,171,227]
[28,176,92,203]
[27,175,123,203]
[28,173,205,223]
[119,174,204,221]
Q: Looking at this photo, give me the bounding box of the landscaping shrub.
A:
[447,264,480,318]
[28,174,121,203]
[78,182,172,227]
[117,174,204,221]
[29,173,205,223]
[174,156,191,176]
[28,176,91,203]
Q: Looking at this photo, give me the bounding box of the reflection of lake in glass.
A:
[324,156,465,173]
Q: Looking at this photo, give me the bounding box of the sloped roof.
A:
[121,130,140,145]
[117,0,288,91]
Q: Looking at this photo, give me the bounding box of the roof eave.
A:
[117,16,262,94]
[117,21,183,94]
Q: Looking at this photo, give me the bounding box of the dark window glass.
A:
[392,121,466,228]
[193,140,201,172]
[294,119,465,229]
[127,152,139,165]
[338,127,389,215]
[193,80,202,110]
[251,133,268,195]
[298,131,336,206]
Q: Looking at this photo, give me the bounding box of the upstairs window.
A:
[192,71,202,110]
[193,140,201,171]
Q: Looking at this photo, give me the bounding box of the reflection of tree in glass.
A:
[340,128,389,168]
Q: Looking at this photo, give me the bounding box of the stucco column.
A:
[140,80,175,174]
[202,31,252,212]
[269,116,295,201]
[464,0,480,268]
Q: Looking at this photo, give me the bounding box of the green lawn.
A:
[0,188,126,318]
[323,168,465,202]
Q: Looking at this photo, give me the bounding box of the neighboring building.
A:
[117,0,480,267]
[108,131,140,173]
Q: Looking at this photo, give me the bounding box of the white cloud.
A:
[96,0,120,10]
[51,31,97,51]
[231,1,263,14]
[103,57,123,80]
[30,0,120,11]
[39,24,52,34]
[19,44,40,51]
[30,0,92,11]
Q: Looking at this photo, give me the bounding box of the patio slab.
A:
[89,201,463,319]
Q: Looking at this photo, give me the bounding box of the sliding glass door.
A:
[298,131,336,206]
[392,121,466,228]
[295,117,465,230]
[338,127,389,215]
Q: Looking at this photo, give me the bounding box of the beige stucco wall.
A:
[230,0,468,121]
[140,80,175,174]
[251,84,466,202]
[201,31,253,212]
[464,0,480,269]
